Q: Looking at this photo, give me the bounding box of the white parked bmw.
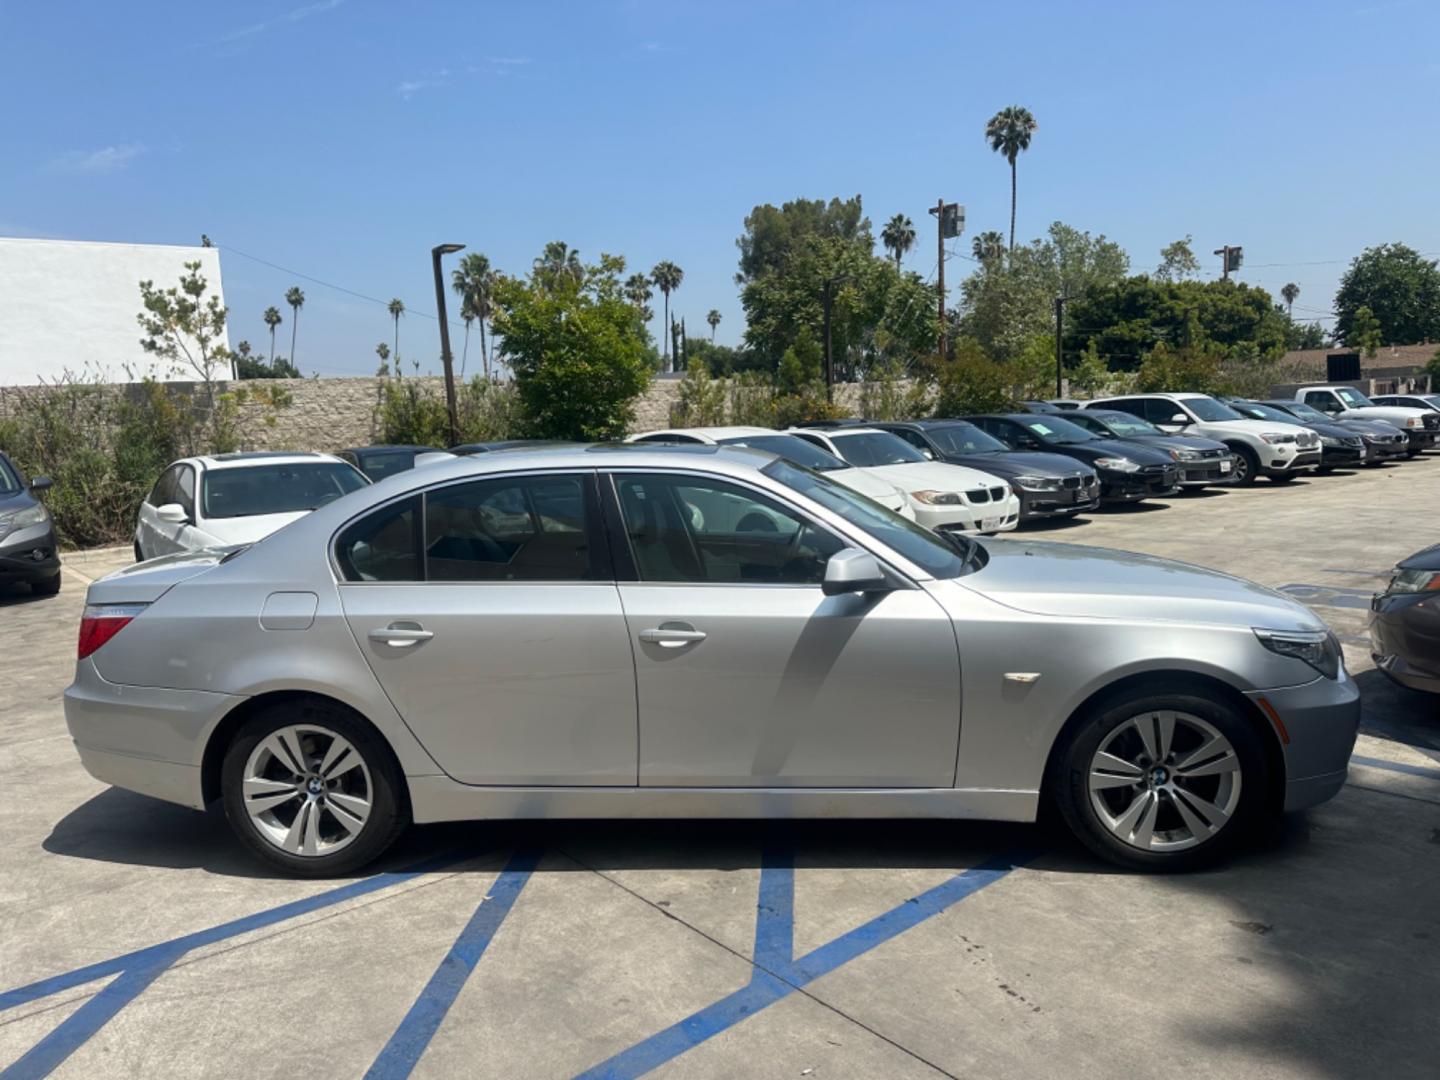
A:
[134,452,370,561]
[790,427,1020,534]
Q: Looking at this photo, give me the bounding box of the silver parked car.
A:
[65,444,1359,875]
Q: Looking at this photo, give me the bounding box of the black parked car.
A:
[0,451,60,596]
[1370,543,1440,695]
[964,414,1180,503]
[1261,400,1408,463]
[1223,399,1365,472]
[337,445,443,481]
[1064,409,1236,488]
[1018,400,1063,414]
[866,419,1100,520]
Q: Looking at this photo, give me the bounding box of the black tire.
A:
[30,573,61,597]
[221,700,410,877]
[1049,688,1270,872]
[1228,445,1259,487]
[1269,471,1296,484]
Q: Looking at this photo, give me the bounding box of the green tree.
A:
[285,286,305,366]
[1136,342,1225,393]
[1349,305,1383,358]
[932,339,1017,416]
[735,195,869,285]
[1334,243,1440,345]
[984,105,1037,251]
[624,273,653,309]
[490,248,651,440]
[1281,282,1300,317]
[1156,236,1201,282]
[533,241,583,292]
[670,358,728,426]
[451,252,495,378]
[263,305,283,367]
[881,213,916,271]
[707,308,721,341]
[387,298,405,359]
[374,341,390,374]
[971,231,1006,266]
[650,260,684,370]
[1424,347,1440,379]
[1068,339,1112,395]
[138,262,233,398]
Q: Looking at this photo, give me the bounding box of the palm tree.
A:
[263,306,283,368]
[707,309,721,342]
[1281,282,1300,317]
[985,105,1038,252]
[971,230,1006,265]
[451,253,495,379]
[880,213,916,271]
[533,241,582,291]
[387,298,405,359]
[284,286,305,369]
[650,261,684,370]
[375,341,390,374]
[624,273,653,310]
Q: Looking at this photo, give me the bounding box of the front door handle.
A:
[639,625,707,648]
[369,623,434,648]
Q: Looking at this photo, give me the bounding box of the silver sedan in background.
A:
[65,444,1359,876]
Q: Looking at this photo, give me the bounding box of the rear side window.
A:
[426,474,595,581]
[336,495,422,582]
[1100,399,1147,421]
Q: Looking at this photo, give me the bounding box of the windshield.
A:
[717,434,850,471]
[359,450,430,480]
[1336,387,1374,407]
[1283,402,1326,422]
[762,459,970,578]
[1018,416,1098,444]
[1231,401,1296,423]
[1182,397,1243,422]
[1086,413,1158,437]
[202,462,369,519]
[923,423,1009,454]
[0,456,20,493]
[830,431,928,467]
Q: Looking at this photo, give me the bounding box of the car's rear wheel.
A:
[1051,690,1269,871]
[1228,446,1258,486]
[31,573,61,596]
[221,702,409,877]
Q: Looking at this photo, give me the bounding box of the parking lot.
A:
[2,461,1438,1080]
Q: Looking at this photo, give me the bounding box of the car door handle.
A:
[369,624,434,648]
[639,626,707,648]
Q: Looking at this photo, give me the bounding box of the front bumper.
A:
[1098,465,1179,502]
[1015,482,1100,518]
[1369,591,1440,695]
[1246,670,1360,812]
[0,523,61,584]
[1175,457,1236,487]
[916,497,1021,535]
[1261,447,1322,474]
[64,656,244,809]
[1318,444,1365,468]
[1405,430,1437,452]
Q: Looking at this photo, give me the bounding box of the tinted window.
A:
[1179,397,1243,422]
[337,496,422,582]
[426,474,595,581]
[614,473,843,585]
[203,462,368,519]
[1279,402,1325,422]
[635,433,701,444]
[1018,416,1098,444]
[148,466,178,508]
[1065,412,1109,435]
[829,431,927,466]
[922,424,1009,454]
[359,449,422,480]
[1096,398,1146,421]
[1099,412,1160,436]
[716,434,850,472]
[1233,402,1295,424]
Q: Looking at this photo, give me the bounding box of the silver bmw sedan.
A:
[64,444,1359,876]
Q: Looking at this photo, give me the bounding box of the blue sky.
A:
[4,0,1438,376]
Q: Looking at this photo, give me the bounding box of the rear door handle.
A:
[639,626,707,648]
[369,624,434,648]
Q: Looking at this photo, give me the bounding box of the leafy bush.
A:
[856,361,932,420]
[1136,343,1225,394]
[931,340,1020,416]
[669,361,727,427]
[374,369,523,446]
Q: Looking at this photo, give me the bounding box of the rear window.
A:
[203,462,369,519]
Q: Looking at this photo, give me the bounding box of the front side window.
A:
[614,473,843,585]
[829,431,927,467]
[175,466,196,518]
[204,462,368,519]
[426,474,594,581]
[148,466,178,508]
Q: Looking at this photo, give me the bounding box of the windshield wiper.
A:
[939,529,980,566]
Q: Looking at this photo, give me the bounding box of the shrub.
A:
[669,360,727,427]
[931,340,1018,416]
[1136,343,1226,394]
[374,369,523,446]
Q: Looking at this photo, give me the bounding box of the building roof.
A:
[1278,343,1437,374]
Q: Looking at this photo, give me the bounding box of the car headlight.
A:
[1094,457,1140,473]
[912,490,963,505]
[1406,417,1424,429]
[1259,432,1296,445]
[1320,436,1340,447]
[0,504,49,540]
[1387,568,1440,594]
[1168,448,1202,462]
[1253,627,1342,680]
[1011,474,1059,491]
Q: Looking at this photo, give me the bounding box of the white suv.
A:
[1296,385,1438,457]
[135,452,370,560]
[1087,393,1321,486]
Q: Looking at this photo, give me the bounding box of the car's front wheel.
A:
[1051,690,1269,871]
[1228,446,1258,486]
[221,702,410,877]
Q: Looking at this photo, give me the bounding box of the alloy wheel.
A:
[241,724,373,857]
[1087,710,1242,852]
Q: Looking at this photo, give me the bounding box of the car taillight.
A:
[78,603,148,659]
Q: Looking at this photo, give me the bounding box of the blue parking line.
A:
[364,849,542,1080]
[573,849,1031,1080]
[0,850,477,1080]
[1352,754,1440,782]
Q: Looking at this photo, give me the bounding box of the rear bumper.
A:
[1246,672,1360,812]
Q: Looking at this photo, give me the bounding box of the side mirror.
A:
[822,547,890,596]
[29,475,52,493]
[1169,413,1190,425]
[919,447,935,460]
[156,503,190,524]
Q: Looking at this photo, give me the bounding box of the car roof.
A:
[796,426,892,438]
[188,451,345,471]
[343,445,441,454]
[630,426,778,443]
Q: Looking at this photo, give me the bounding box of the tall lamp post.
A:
[822,274,852,402]
[431,242,466,446]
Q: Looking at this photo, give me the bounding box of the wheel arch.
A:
[1040,669,1286,813]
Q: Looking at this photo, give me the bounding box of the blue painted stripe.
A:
[0,849,473,1013]
[572,851,1030,1080]
[364,849,541,1080]
[1352,754,1440,782]
[0,947,186,1080]
[751,842,793,971]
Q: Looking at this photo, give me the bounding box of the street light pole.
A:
[822,274,851,402]
[1054,296,1069,397]
[431,243,466,447]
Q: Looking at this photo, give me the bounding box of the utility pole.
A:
[822,275,846,402]
[928,200,964,357]
[1213,245,1243,281]
[1054,296,1069,397]
[431,242,465,447]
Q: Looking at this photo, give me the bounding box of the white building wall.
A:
[0,237,229,386]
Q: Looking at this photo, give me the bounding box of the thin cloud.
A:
[202,0,346,48]
[51,144,145,174]
[396,69,449,99]
[485,56,532,65]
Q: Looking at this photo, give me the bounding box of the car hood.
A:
[861,460,1007,492]
[1045,438,1174,464]
[1399,543,1440,572]
[827,468,906,506]
[962,537,1323,631]
[1113,434,1225,453]
[939,450,1093,479]
[0,488,37,513]
[1333,405,1429,424]
[200,511,311,546]
[1301,420,1360,439]
[1337,417,1404,435]
[1190,417,1311,438]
